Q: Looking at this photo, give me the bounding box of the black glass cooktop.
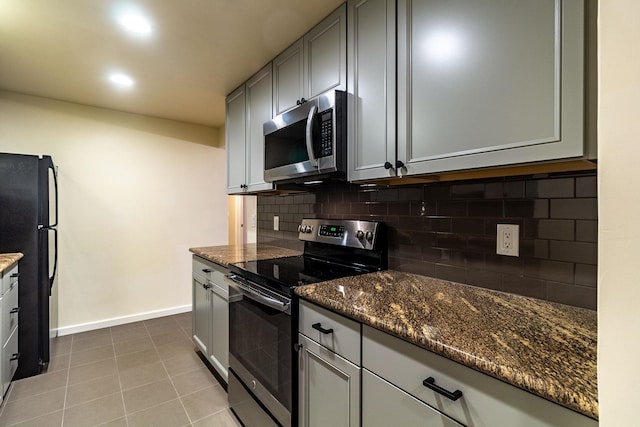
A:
[228,255,374,296]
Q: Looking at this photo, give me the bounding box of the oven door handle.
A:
[226,274,291,314]
[305,104,318,168]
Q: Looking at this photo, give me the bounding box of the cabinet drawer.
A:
[1,282,19,343]
[299,300,360,364]
[2,327,19,396]
[363,326,597,427]
[192,256,228,292]
[363,369,462,427]
[2,264,18,296]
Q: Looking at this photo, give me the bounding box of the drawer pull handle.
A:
[10,352,20,361]
[312,323,334,335]
[10,273,19,278]
[10,307,20,314]
[202,269,212,273]
[423,377,463,401]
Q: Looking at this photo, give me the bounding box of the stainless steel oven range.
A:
[226,218,387,427]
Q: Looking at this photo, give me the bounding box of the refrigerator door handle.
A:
[49,159,58,228]
[42,226,58,292]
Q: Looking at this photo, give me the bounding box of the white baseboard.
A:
[57,305,192,336]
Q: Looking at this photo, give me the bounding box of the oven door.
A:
[227,274,293,427]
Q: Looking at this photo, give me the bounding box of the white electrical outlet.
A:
[497,224,519,256]
[273,215,279,231]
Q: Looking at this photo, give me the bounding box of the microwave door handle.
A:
[305,105,318,168]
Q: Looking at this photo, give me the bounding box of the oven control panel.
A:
[298,219,382,250]
[318,224,345,238]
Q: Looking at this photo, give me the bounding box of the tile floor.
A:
[0,312,241,427]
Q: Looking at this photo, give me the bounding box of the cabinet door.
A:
[347,0,397,181]
[363,369,463,427]
[298,334,360,427]
[397,0,585,176]
[304,4,347,99]
[245,64,274,193]
[192,274,209,355]
[273,39,304,116]
[209,284,229,383]
[226,85,247,194]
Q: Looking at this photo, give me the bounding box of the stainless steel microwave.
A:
[263,90,346,183]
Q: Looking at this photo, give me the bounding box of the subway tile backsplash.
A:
[257,170,598,310]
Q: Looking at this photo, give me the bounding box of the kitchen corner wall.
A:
[0,90,228,331]
[257,170,597,310]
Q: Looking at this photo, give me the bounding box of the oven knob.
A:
[305,225,313,234]
[356,230,364,240]
[252,380,257,390]
[365,231,374,242]
[297,224,302,233]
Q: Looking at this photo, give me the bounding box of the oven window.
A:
[230,296,292,412]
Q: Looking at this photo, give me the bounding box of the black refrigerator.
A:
[0,153,58,379]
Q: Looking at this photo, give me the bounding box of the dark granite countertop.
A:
[0,253,23,274]
[295,270,598,420]
[189,244,301,267]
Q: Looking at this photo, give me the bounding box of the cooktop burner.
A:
[231,255,374,288]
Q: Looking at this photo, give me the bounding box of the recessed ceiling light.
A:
[109,73,134,87]
[118,13,151,34]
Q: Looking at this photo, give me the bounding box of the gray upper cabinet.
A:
[273,39,304,117]
[396,0,586,176]
[303,4,347,99]
[273,4,347,117]
[226,63,274,194]
[226,85,246,194]
[347,0,397,181]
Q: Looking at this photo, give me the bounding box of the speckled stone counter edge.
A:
[0,253,23,274]
[189,244,301,267]
[295,271,598,420]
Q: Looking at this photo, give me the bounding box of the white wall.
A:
[598,1,640,424]
[0,90,228,332]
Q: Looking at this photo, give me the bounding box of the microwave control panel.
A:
[319,109,333,157]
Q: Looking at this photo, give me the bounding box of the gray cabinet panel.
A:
[192,273,209,355]
[348,0,397,181]
[362,369,462,427]
[227,64,274,194]
[304,4,347,99]
[226,86,247,194]
[397,0,586,175]
[209,282,229,382]
[273,40,304,116]
[245,64,273,192]
[298,334,360,427]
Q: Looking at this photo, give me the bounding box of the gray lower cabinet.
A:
[0,262,19,400]
[348,0,592,181]
[192,256,229,383]
[226,63,274,194]
[298,301,360,427]
[363,325,597,427]
[362,369,462,427]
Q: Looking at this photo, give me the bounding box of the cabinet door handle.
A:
[293,343,303,352]
[10,273,19,279]
[384,161,394,170]
[422,377,463,401]
[10,352,20,361]
[396,160,405,169]
[311,323,334,335]
[202,269,212,273]
[10,307,20,314]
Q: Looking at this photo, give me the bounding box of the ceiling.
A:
[0,0,343,127]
